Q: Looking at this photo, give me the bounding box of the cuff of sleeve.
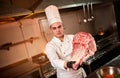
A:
[59,60,68,70]
[66,68,70,71]
[61,61,70,71]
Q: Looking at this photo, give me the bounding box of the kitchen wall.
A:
[94,3,116,33]
[0,21,28,67]
[0,18,46,67]
[0,2,116,68]
[61,9,95,34]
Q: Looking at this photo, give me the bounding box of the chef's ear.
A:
[62,24,65,30]
[49,25,52,30]
[49,27,53,33]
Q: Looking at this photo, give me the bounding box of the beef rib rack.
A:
[71,32,97,66]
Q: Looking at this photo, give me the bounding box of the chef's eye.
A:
[51,25,62,30]
[52,27,56,30]
[58,25,62,29]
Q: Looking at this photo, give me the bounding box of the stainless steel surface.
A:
[82,2,95,23]
[83,4,87,23]
[86,33,119,65]
[90,2,94,19]
[97,66,120,78]
[0,0,102,18]
[0,1,32,18]
[86,55,120,78]
[35,0,101,13]
[32,53,56,78]
[87,3,92,22]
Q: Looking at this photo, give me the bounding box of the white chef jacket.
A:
[45,35,87,78]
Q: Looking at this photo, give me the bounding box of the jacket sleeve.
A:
[45,43,66,70]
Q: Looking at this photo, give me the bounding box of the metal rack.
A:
[0,37,39,50]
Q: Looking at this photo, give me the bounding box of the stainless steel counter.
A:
[83,42,120,75]
[86,42,120,65]
[86,54,120,78]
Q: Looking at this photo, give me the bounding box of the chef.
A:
[45,5,87,78]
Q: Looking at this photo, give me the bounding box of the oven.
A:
[32,53,57,78]
[83,33,120,75]
[40,61,56,78]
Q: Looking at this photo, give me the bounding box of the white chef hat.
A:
[45,5,62,26]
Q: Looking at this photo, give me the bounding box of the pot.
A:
[97,66,120,78]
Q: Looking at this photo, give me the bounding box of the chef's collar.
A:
[52,35,69,44]
[53,36,64,43]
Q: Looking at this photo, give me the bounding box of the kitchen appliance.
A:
[32,53,56,78]
[97,66,120,78]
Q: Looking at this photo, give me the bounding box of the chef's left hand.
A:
[66,61,76,69]
[73,64,83,70]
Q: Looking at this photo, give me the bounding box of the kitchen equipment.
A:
[32,53,56,78]
[97,66,120,78]
[87,3,92,21]
[90,2,94,19]
[82,4,87,23]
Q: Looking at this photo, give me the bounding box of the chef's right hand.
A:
[67,61,76,69]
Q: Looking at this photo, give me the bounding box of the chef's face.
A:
[50,22,64,38]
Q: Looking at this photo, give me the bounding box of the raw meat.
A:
[71,32,97,67]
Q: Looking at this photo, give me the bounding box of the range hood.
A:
[0,1,32,18]
[0,0,102,22]
[34,0,102,13]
